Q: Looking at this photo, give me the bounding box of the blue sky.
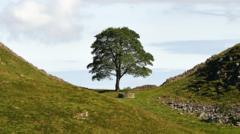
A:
[0,0,240,89]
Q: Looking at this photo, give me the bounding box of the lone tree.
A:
[87,27,154,91]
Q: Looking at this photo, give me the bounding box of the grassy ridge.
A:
[163,43,240,103]
[0,43,187,133]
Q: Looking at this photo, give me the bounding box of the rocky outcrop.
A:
[190,44,240,95]
[163,44,240,96]
[159,97,240,126]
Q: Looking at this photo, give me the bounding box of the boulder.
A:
[199,112,209,121]
[118,92,126,98]
[118,92,135,99]
[125,93,135,99]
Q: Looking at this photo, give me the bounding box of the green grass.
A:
[185,44,240,99]
[0,43,190,133]
[1,42,240,134]
[100,42,240,134]
[101,79,240,134]
[161,43,240,104]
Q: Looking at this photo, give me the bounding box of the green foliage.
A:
[87,27,154,91]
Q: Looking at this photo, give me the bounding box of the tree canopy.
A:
[87,27,154,91]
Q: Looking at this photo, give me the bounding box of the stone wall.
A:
[159,97,240,126]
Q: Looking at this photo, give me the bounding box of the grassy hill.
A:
[101,43,240,133]
[162,43,240,103]
[1,41,240,134]
[102,89,240,134]
[0,42,191,133]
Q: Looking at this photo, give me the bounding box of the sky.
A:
[0,0,240,89]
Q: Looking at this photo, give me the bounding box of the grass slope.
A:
[100,43,240,133]
[163,43,240,103]
[0,43,186,133]
[102,83,240,134]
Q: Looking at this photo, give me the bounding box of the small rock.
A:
[118,92,135,99]
[118,93,125,98]
[199,112,209,121]
[73,111,89,120]
[126,93,135,99]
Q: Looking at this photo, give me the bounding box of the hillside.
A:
[157,43,240,125]
[0,42,189,133]
[99,43,240,133]
[189,44,240,96]
[1,41,240,133]
[163,43,240,102]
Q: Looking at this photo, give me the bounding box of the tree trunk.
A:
[115,77,120,92]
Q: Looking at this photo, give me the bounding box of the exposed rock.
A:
[191,45,240,92]
[199,112,209,121]
[118,92,135,99]
[159,97,240,126]
[73,111,89,120]
[118,93,125,98]
[125,93,135,99]
[162,44,240,95]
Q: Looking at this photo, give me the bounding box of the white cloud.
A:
[0,0,84,43]
[0,0,239,88]
[85,0,240,5]
[12,1,51,27]
[85,0,240,20]
[58,0,80,14]
[1,0,239,43]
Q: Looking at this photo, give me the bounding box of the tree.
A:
[87,27,154,91]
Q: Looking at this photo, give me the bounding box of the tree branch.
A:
[121,69,128,78]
